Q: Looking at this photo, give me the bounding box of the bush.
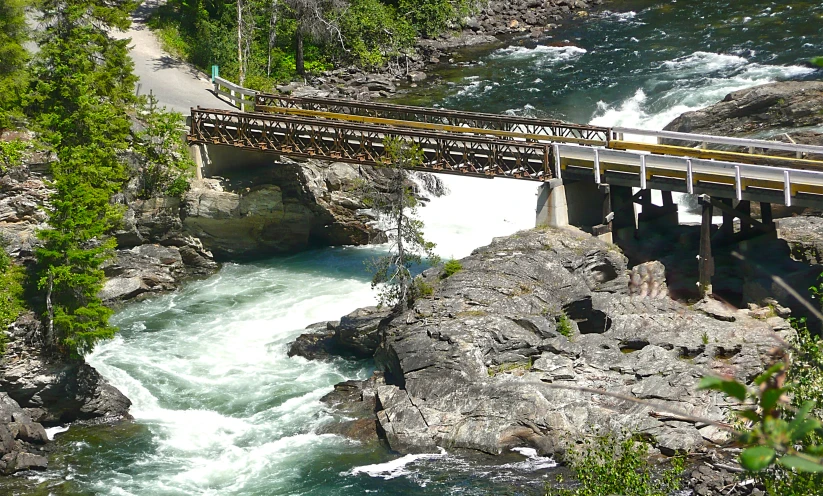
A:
[337,0,416,68]
[546,434,684,496]
[557,312,573,339]
[441,259,462,278]
[0,247,25,353]
[133,96,194,198]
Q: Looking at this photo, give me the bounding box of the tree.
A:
[28,0,137,358]
[282,0,345,75]
[0,0,30,133]
[362,138,437,310]
[133,95,194,199]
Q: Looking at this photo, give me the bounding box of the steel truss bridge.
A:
[188,91,823,209]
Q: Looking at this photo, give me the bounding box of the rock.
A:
[182,159,392,258]
[316,373,384,443]
[777,216,823,264]
[664,81,823,139]
[0,393,51,474]
[628,261,668,298]
[2,452,48,474]
[288,324,336,360]
[1,334,131,424]
[100,244,188,302]
[407,71,427,83]
[314,228,788,457]
[332,306,393,358]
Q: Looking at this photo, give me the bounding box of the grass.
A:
[557,312,573,340]
[488,359,533,377]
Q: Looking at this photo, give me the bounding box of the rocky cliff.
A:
[294,228,790,458]
[664,81,823,146]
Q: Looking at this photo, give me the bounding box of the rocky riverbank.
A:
[292,227,790,461]
[277,0,606,100]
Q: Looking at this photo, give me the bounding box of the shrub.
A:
[545,434,684,496]
[0,247,25,353]
[441,259,463,278]
[557,312,573,339]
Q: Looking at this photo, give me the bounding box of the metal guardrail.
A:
[188,107,553,180]
[213,76,257,112]
[612,127,823,158]
[254,93,610,142]
[552,142,823,207]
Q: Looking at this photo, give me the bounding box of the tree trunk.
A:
[267,0,278,77]
[295,27,305,76]
[237,0,245,86]
[45,271,54,347]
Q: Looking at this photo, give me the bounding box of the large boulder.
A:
[316,228,790,457]
[1,317,131,425]
[0,393,50,474]
[181,160,392,258]
[664,81,823,139]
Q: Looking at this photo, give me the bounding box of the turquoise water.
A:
[9,1,823,494]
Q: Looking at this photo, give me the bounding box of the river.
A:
[15,0,823,494]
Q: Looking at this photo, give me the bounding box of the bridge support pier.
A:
[698,195,715,298]
[636,190,679,236]
[189,143,209,180]
[536,179,615,243]
[536,179,569,229]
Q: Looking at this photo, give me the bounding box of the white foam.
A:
[506,447,557,471]
[490,45,587,68]
[348,448,447,479]
[45,425,69,440]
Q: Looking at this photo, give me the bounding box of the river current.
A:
[14,1,823,494]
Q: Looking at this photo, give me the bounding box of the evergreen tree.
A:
[28,0,137,357]
[0,0,30,132]
[362,138,437,310]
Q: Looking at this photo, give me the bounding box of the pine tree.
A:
[362,138,437,310]
[28,0,137,357]
[0,0,30,132]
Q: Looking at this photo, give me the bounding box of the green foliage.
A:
[0,138,26,173]
[0,0,30,132]
[398,0,473,37]
[363,138,437,310]
[414,278,434,298]
[546,434,684,496]
[811,57,823,68]
[0,246,25,353]
[336,0,416,68]
[441,259,462,278]
[133,95,194,198]
[698,358,823,474]
[27,0,137,358]
[556,312,573,339]
[488,359,532,377]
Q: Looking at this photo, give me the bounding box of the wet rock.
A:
[181,159,394,258]
[317,373,384,443]
[0,393,51,474]
[664,81,823,139]
[321,228,788,457]
[332,307,393,358]
[1,333,132,425]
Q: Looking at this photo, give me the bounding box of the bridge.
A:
[188,76,823,296]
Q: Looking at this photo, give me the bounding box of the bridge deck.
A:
[189,98,823,208]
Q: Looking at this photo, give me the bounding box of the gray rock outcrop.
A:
[1,313,132,425]
[664,81,823,141]
[303,228,790,458]
[0,393,49,474]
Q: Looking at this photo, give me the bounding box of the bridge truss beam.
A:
[188,108,554,181]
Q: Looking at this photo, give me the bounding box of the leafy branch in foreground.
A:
[362,137,438,310]
[699,341,823,474]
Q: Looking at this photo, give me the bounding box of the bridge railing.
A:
[553,142,823,207]
[611,127,823,161]
[189,107,553,180]
[254,93,610,143]
[213,76,257,112]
